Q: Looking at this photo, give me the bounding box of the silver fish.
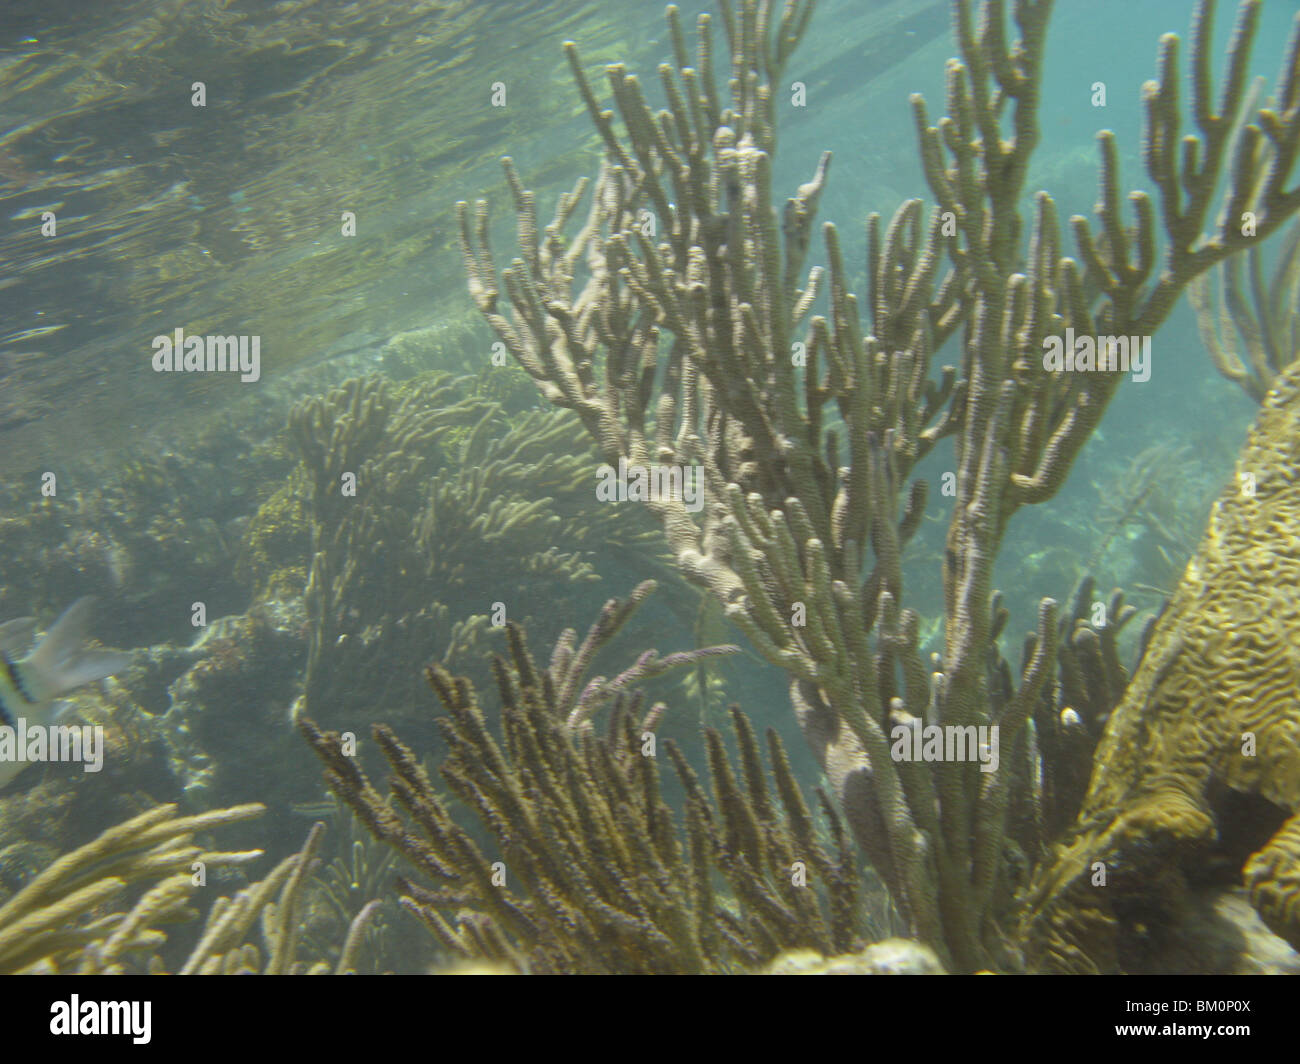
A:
[0,598,132,789]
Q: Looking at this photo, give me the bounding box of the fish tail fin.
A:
[23,598,132,701]
[0,617,37,657]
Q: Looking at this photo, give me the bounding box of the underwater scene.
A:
[1,0,1299,985]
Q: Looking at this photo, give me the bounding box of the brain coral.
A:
[1021,360,1300,973]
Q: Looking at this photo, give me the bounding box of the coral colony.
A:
[457,0,1300,973]
[4,0,1300,978]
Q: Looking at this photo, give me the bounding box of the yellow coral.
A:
[1023,361,1300,972]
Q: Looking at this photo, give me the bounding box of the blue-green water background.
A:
[2,0,1284,459]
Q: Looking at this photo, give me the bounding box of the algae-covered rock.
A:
[234,471,312,601]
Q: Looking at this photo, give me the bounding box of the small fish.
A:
[0,598,132,789]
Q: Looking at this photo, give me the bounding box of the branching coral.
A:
[1192,216,1300,401]
[286,371,666,733]
[1190,71,1300,402]
[295,793,402,974]
[1022,577,1144,848]
[458,0,1300,970]
[1086,442,1210,597]
[0,801,380,975]
[0,802,265,974]
[175,820,378,975]
[299,583,881,974]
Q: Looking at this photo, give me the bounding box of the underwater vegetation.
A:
[0,361,688,815]
[294,795,401,975]
[0,800,384,975]
[301,583,902,974]
[1086,442,1212,602]
[0,446,277,651]
[284,369,670,738]
[457,0,1300,972]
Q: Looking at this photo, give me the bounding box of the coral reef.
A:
[287,371,668,736]
[0,451,262,649]
[234,472,312,603]
[1022,360,1300,973]
[0,379,305,650]
[1086,443,1214,601]
[293,793,404,974]
[1189,69,1300,403]
[300,583,886,974]
[143,601,312,808]
[0,802,264,973]
[174,820,378,975]
[1191,218,1300,401]
[458,0,1300,969]
[1026,579,1145,845]
[3,0,1297,982]
[0,801,380,974]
